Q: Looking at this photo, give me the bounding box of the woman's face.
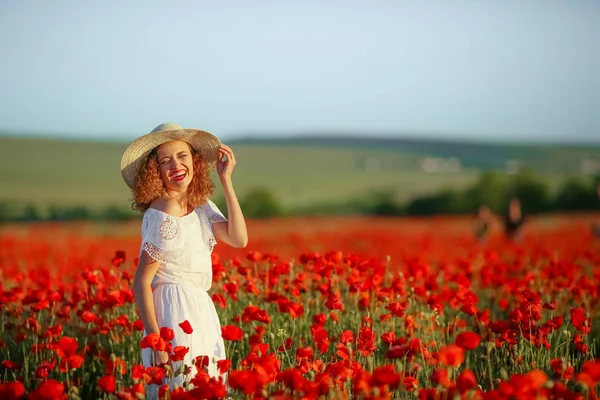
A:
[156,140,194,192]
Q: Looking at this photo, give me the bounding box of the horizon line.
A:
[1,129,599,148]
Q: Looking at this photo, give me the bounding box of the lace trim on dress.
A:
[207,236,217,253]
[142,241,185,264]
[208,213,227,225]
[199,209,221,254]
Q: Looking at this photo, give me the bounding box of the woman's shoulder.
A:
[148,197,183,216]
[198,198,217,209]
[141,197,195,233]
[141,198,191,242]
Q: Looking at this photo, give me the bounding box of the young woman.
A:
[120,123,247,393]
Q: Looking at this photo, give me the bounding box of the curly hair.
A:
[131,143,215,213]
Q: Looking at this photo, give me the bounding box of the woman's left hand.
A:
[217,144,236,181]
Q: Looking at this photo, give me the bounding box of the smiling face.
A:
[156,140,194,192]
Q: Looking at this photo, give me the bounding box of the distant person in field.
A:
[593,177,600,238]
[503,197,526,240]
[473,204,494,242]
[120,123,248,395]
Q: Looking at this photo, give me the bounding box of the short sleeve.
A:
[199,200,227,254]
[140,210,185,263]
[205,200,227,225]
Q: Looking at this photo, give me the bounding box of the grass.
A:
[0,136,589,210]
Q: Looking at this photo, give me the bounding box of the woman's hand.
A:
[212,143,248,248]
[152,349,169,366]
[217,144,236,182]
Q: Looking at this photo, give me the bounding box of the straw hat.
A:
[120,123,222,189]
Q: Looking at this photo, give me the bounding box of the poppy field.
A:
[1,214,599,399]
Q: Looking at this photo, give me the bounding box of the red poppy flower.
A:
[457,369,477,393]
[132,320,144,331]
[2,360,21,371]
[46,324,63,337]
[131,365,146,381]
[221,325,244,341]
[59,354,83,372]
[381,331,396,345]
[217,359,231,374]
[158,384,170,399]
[582,360,600,381]
[546,316,563,330]
[371,364,401,389]
[455,331,481,350]
[247,251,261,262]
[385,302,406,318]
[430,368,452,388]
[515,370,547,392]
[140,333,167,351]
[570,308,591,334]
[27,318,41,332]
[336,343,350,360]
[36,359,56,379]
[105,356,127,375]
[461,302,477,316]
[335,330,352,345]
[195,355,209,370]
[160,327,174,341]
[278,337,292,353]
[228,370,260,395]
[311,324,330,353]
[179,320,193,334]
[379,313,392,322]
[223,282,239,301]
[241,305,271,324]
[357,325,377,356]
[277,368,305,391]
[296,346,314,361]
[170,346,189,362]
[325,294,343,311]
[278,299,304,318]
[80,310,97,324]
[0,381,26,399]
[438,345,465,367]
[403,376,418,391]
[189,377,228,398]
[312,314,327,325]
[97,375,116,394]
[550,358,574,380]
[111,250,126,267]
[55,336,78,358]
[30,379,64,400]
[576,360,600,387]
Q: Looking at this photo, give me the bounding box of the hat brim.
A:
[120,128,222,189]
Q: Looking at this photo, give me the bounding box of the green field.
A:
[0,135,596,211]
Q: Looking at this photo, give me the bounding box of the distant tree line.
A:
[0,203,139,223]
[0,189,285,223]
[1,170,598,222]
[372,169,600,217]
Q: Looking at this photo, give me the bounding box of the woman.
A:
[120,123,247,393]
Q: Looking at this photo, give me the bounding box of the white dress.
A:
[139,200,227,391]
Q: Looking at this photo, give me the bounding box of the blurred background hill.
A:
[1,133,598,221]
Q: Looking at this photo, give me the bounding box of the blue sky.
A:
[0,0,598,142]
